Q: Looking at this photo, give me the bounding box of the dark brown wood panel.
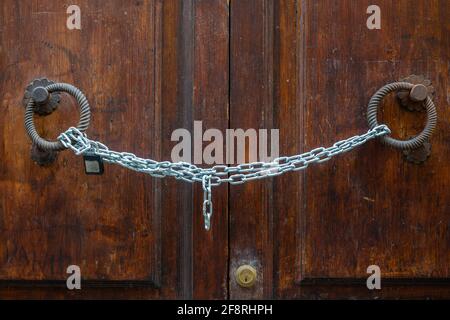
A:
[296,0,450,285]
[292,0,449,298]
[1,0,449,300]
[159,0,193,299]
[0,0,230,299]
[0,0,231,299]
[272,0,302,298]
[0,0,162,285]
[230,0,450,299]
[229,0,275,299]
[192,0,229,299]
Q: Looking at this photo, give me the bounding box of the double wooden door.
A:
[0,0,449,299]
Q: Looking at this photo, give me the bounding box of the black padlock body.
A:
[83,154,104,175]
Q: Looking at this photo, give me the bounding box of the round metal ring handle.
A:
[24,83,91,151]
[367,82,437,150]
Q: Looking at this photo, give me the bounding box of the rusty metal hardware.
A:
[397,75,435,112]
[394,76,436,163]
[403,140,431,164]
[23,78,60,116]
[23,78,62,165]
[25,80,435,230]
[24,82,91,151]
[30,143,58,166]
[367,82,437,151]
[235,265,257,288]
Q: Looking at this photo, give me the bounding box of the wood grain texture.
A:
[290,0,449,298]
[296,0,450,285]
[192,0,229,299]
[1,0,449,300]
[229,0,275,299]
[159,0,192,298]
[230,0,450,299]
[0,0,161,284]
[0,0,228,299]
[272,0,301,297]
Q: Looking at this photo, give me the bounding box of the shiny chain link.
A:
[58,124,391,230]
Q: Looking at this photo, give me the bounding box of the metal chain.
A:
[58,124,391,230]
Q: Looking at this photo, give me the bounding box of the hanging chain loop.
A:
[202,175,213,230]
[25,81,429,230]
[58,123,391,229]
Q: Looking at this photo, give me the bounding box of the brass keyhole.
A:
[235,265,257,288]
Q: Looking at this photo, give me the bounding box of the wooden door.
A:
[0,0,229,299]
[229,0,450,299]
[1,0,449,300]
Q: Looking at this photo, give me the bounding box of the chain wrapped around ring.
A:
[25,81,437,230]
[24,83,91,151]
[57,123,391,230]
[367,82,437,150]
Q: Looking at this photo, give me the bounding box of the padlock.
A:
[83,154,104,175]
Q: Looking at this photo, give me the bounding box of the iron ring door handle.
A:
[367,82,437,150]
[24,83,91,151]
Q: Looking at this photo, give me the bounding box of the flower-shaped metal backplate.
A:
[397,75,435,112]
[30,143,58,166]
[403,140,431,164]
[23,78,61,116]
